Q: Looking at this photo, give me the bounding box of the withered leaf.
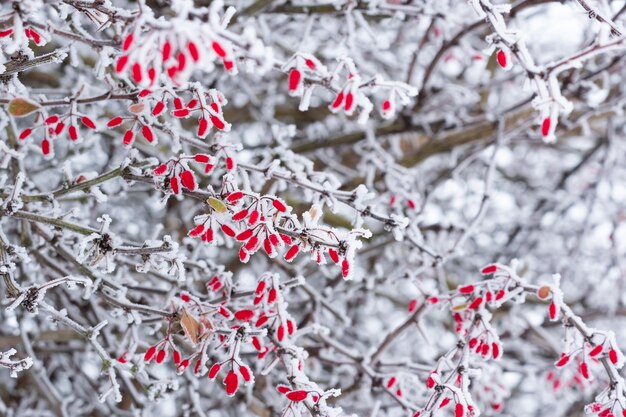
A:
[8,98,40,117]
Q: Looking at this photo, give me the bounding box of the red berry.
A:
[239,365,251,382]
[188,41,199,62]
[107,117,123,128]
[234,309,255,321]
[589,345,603,357]
[19,128,32,140]
[285,245,300,261]
[170,176,180,195]
[152,101,166,116]
[541,117,551,137]
[122,33,134,51]
[153,163,168,175]
[224,371,239,396]
[141,125,154,143]
[496,49,507,68]
[286,390,307,402]
[123,130,134,146]
[144,346,157,362]
[455,403,464,417]
[555,354,570,368]
[459,285,474,294]
[481,264,497,274]
[81,116,96,129]
[198,118,209,137]
[41,139,50,156]
[68,125,78,141]
[155,349,166,364]
[288,68,301,91]
[180,170,196,190]
[212,41,227,58]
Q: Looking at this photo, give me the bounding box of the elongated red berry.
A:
[19,128,32,140]
[177,52,186,71]
[123,130,134,146]
[80,116,95,130]
[541,117,551,137]
[68,125,78,141]
[122,33,134,51]
[286,390,307,402]
[206,363,220,379]
[212,41,227,58]
[132,63,142,83]
[239,365,251,382]
[331,92,344,109]
[116,55,129,73]
[55,122,65,134]
[236,229,253,241]
[235,309,255,321]
[107,117,123,128]
[173,109,190,118]
[144,345,157,362]
[227,191,243,202]
[224,371,239,396]
[141,125,154,143]
[209,115,225,130]
[469,297,483,310]
[344,92,354,111]
[273,199,287,212]
[189,224,205,237]
[288,68,301,92]
[555,354,570,367]
[170,176,179,194]
[496,49,507,68]
[188,41,199,62]
[341,259,350,278]
[268,288,277,303]
[481,264,497,274]
[221,224,235,237]
[459,285,474,294]
[180,170,195,190]
[233,209,249,221]
[609,349,619,364]
[589,345,603,357]
[198,118,209,137]
[41,138,51,155]
[25,28,42,44]
[194,154,210,163]
[455,403,465,417]
[285,245,299,261]
[152,101,166,116]
[580,362,589,379]
[492,342,500,359]
[154,163,168,175]
[549,302,557,320]
[162,41,172,61]
[45,115,59,124]
[245,236,259,251]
